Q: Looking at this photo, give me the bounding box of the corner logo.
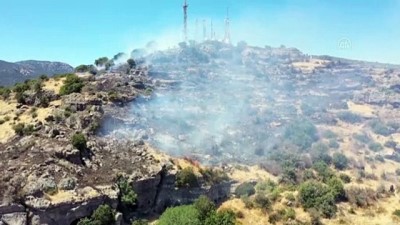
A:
[338,38,352,50]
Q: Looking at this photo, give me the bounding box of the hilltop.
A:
[1,41,400,225]
[0,60,73,86]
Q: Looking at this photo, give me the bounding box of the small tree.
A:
[127,59,137,69]
[234,182,256,197]
[59,74,84,96]
[332,153,348,170]
[176,167,198,188]
[71,133,87,151]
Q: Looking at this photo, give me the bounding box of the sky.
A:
[0,0,399,66]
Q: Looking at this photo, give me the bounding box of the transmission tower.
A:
[183,0,188,42]
[203,19,207,41]
[223,8,231,44]
[210,20,214,40]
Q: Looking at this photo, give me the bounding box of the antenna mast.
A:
[203,19,207,41]
[223,7,231,44]
[183,0,188,42]
[210,20,214,40]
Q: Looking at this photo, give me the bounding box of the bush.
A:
[328,139,340,149]
[77,204,115,225]
[313,161,334,182]
[327,178,346,201]
[322,130,337,139]
[12,123,34,136]
[369,120,394,136]
[345,186,377,208]
[337,111,362,123]
[59,74,84,95]
[353,133,371,144]
[194,196,216,221]
[254,194,271,210]
[393,209,400,218]
[204,210,236,225]
[283,119,319,150]
[176,167,198,188]
[234,182,256,197]
[384,140,397,149]
[241,195,254,209]
[332,153,348,170]
[71,133,87,151]
[339,174,351,183]
[311,142,332,164]
[199,168,229,185]
[158,205,200,225]
[117,176,137,208]
[368,142,383,152]
[298,180,337,218]
[0,87,11,99]
[284,208,296,220]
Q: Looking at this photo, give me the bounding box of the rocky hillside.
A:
[0,60,73,86]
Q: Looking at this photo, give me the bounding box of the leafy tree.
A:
[204,210,236,225]
[95,57,109,67]
[284,120,318,150]
[332,153,348,170]
[0,87,11,99]
[117,176,137,208]
[176,167,198,188]
[327,177,346,201]
[127,59,137,69]
[77,205,115,225]
[157,205,201,225]
[234,182,256,197]
[59,74,84,95]
[194,196,216,221]
[71,133,87,151]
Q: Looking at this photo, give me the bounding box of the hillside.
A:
[1,42,400,225]
[0,60,73,86]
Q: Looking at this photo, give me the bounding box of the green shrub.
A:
[313,161,334,182]
[12,123,34,136]
[375,155,385,163]
[204,210,236,225]
[345,186,377,208]
[369,120,394,136]
[0,87,11,99]
[332,153,348,170]
[337,111,362,123]
[283,119,318,150]
[298,180,338,218]
[77,204,115,225]
[353,133,371,144]
[199,168,229,185]
[284,208,296,220]
[368,142,383,152]
[327,178,346,201]
[234,182,256,197]
[311,142,332,164]
[255,179,277,193]
[158,205,201,225]
[117,176,137,208]
[59,74,84,95]
[254,194,271,210]
[339,174,351,183]
[393,209,400,218]
[176,167,198,188]
[71,133,87,151]
[194,196,216,221]
[322,130,337,139]
[328,139,340,149]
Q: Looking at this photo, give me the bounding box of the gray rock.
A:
[1,212,27,225]
[58,177,76,191]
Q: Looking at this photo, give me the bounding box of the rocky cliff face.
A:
[0,60,73,86]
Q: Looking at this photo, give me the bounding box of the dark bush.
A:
[59,74,84,96]
[311,142,332,164]
[369,120,394,136]
[234,182,256,197]
[313,161,334,182]
[322,130,337,139]
[12,123,34,136]
[345,186,377,208]
[199,168,229,185]
[117,176,137,208]
[71,133,87,151]
[337,111,362,123]
[384,140,397,149]
[339,174,351,183]
[254,194,271,210]
[283,119,318,150]
[353,133,371,144]
[132,220,149,225]
[176,167,198,188]
[328,139,340,149]
[332,153,348,170]
[393,209,400,218]
[77,204,115,225]
[368,142,383,152]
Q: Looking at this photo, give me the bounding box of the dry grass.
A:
[43,77,65,94]
[292,59,330,73]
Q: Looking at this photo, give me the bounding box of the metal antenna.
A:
[203,19,207,41]
[183,0,188,42]
[210,20,214,40]
[223,7,231,44]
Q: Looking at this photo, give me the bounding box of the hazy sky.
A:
[0,0,399,66]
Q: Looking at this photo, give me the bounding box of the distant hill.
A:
[0,59,73,86]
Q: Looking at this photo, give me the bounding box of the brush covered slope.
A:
[1,41,400,225]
